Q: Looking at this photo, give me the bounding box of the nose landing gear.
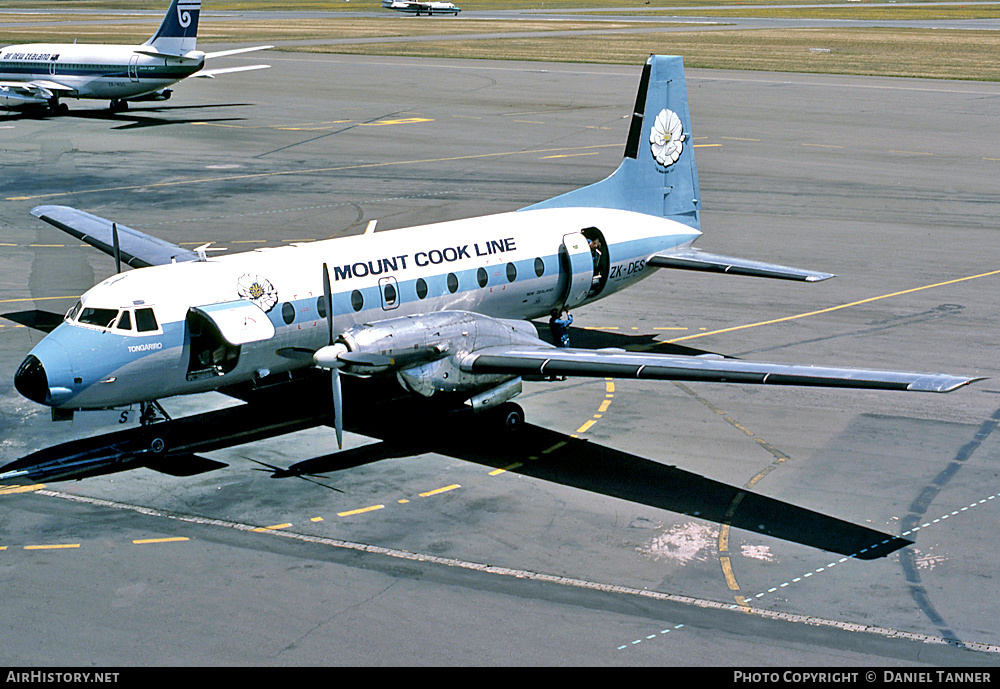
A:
[139,400,170,426]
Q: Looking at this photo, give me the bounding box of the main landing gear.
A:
[109,99,129,113]
[490,402,524,433]
[47,98,69,115]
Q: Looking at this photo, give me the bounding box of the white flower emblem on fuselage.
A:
[236,273,277,312]
[650,108,685,167]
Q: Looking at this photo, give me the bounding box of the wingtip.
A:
[907,375,986,393]
[805,272,837,282]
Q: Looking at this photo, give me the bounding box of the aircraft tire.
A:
[496,402,524,433]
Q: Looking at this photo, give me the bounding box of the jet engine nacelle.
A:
[316,311,543,399]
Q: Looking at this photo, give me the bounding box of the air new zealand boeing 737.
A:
[0,0,269,113]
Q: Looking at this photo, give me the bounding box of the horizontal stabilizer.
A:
[648,249,835,282]
[462,347,981,393]
[132,49,198,61]
[203,45,273,59]
[31,205,199,268]
[191,64,270,79]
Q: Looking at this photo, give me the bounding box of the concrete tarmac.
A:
[1,54,998,666]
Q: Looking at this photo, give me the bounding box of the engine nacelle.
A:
[323,311,544,400]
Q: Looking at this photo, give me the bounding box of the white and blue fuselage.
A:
[30,208,697,411]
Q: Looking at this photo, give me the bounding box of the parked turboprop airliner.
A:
[382,0,461,15]
[12,56,980,458]
[0,0,269,113]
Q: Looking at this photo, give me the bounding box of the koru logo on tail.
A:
[650,108,685,168]
[177,0,200,28]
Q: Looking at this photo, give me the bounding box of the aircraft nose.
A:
[14,354,49,405]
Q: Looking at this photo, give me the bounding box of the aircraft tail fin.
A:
[143,0,201,55]
[522,55,701,231]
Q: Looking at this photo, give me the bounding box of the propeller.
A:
[321,263,344,450]
[112,222,121,274]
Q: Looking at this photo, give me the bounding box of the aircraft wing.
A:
[190,64,270,79]
[461,346,980,393]
[0,79,75,103]
[0,80,73,92]
[31,205,199,268]
[648,248,835,282]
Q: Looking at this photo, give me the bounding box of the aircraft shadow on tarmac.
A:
[3,310,64,334]
[2,351,910,559]
[0,102,253,130]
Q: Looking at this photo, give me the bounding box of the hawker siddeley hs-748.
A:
[0,0,269,113]
[8,56,981,485]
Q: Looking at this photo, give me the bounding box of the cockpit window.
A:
[69,304,158,333]
[135,308,158,333]
[78,307,119,328]
[66,301,82,321]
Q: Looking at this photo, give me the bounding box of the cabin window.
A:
[534,257,545,277]
[351,289,364,312]
[477,267,488,288]
[383,282,397,306]
[415,278,428,299]
[282,302,295,325]
[135,307,158,333]
[446,273,459,294]
[506,263,517,282]
[316,296,327,319]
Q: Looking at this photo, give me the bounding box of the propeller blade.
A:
[112,222,121,274]
[322,262,333,346]
[322,262,342,449]
[332,368,343,450]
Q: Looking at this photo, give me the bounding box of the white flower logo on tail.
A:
[650,108,685,167]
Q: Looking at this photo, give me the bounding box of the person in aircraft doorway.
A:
[549,308,573,348]
[588,237,605,295]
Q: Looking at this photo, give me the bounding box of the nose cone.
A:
[14,335,75,407]
[14,354,48,404]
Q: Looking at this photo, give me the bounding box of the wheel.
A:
[496,402,524,433]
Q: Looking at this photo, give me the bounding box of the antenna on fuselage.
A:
[364,220,377,235]
[194,243,226,262]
